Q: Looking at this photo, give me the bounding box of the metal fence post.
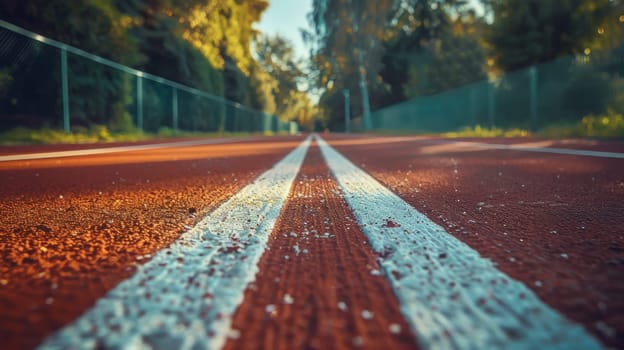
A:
[60,47,70,133]
[530,65,538,131]
[358,56,372,130]
[343,89,350,133]
[136,72,143,130]
[469,87,476,127]
[488,80,495,128]
[172,87,178,131]
[219,100,226,133]
[263,113,270,134]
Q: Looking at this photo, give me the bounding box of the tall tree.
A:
[255,34,306,120]
[381,0,487,101]
[0,0,274,132]
[309,0,395,130]
[486,0,623,71]
[0,0,142,130]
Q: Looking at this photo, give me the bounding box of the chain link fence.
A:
[370,48,624,134]
[0,20,296,136]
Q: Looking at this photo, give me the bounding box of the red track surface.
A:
[1,134,623,349]
[224,143,418,350]
[0,136,303,349]
[325,134,624,348]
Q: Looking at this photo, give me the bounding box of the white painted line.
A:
[458,141,624,159]
[317,135,601,350]
[335,136,624,159]
[38,136,311,350]
[0,137,264,162]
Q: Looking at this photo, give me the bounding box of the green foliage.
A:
[442,125,530,138]
[253,34,313,123]
[307,0,623,134]
[536,110,624,138]
[0,125,272,145]
[579,110,624,138]
[486,0,621,71]
[0,0,275,137]
[0,125,147,144]
[309,0,395,127]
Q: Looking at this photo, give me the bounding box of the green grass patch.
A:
[0,126,275,145]
[378,111,624,139]
[442,125,530,138]
[538,111,624,139]
[0,126,150,145]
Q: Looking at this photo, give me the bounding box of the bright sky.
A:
[256,0,313,61]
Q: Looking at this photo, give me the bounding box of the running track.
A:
[0,134,622,349]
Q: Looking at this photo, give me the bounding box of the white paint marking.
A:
[0,137,265,162]
[38,136,311,350]
[317,135,601,350]
[335,136,624,159]
[457,140,624,159]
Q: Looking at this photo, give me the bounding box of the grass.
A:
[442,125,530,138]
[0,125,280,146]
[0,126,148,145]
[441,111,624,139]
[538,111,624,139]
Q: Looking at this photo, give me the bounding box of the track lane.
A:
[325,134,624,348]
[37,137,312,349]
[0,136,304,350]
[2,133,622,349]
[224,140,418,350]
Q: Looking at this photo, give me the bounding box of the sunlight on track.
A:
[0,140,304,170]
[37,137,312,349]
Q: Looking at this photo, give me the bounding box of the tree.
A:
[0,0,142,130]
[254,34,306,120]
[486,0,622,71]
[0,0,274,132]
[381,0,487,101]
[309,0,395,130]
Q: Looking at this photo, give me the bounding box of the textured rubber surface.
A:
[0,136,304,349]
[1,134,622,349]
[326,134,624,348]
[38,137,311,349]
[319,136,600,349]
[224,141,418,350]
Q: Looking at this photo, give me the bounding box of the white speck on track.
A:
[316,135,601,350]
[38,136,311,350]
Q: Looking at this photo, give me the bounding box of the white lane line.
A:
[457,141,624,159]
[0,137,264,162]
[317,135,601,350]
[39,136,311,350]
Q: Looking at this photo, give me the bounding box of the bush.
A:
[443,125,530,138]
[581,110,624,138]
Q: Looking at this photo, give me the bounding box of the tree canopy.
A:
[0,0,311,131]
[307,0,624,130]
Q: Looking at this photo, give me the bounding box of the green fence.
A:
[0,20,296,135]
[370,48,624,133]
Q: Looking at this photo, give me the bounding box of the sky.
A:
[256,0,313,61]
[257,0,485,62]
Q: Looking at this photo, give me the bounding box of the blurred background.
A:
[0,0,623,142]
[308,0,624,137]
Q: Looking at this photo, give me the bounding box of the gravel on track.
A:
[326,134,624,348]
[224,142,419,350]
[0,137,303,349]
